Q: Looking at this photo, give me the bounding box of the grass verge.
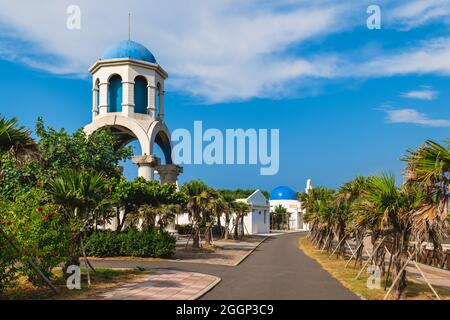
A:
[298,236,450,300]
[1,267,147,300]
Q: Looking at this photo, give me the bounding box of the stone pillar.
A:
[122,81,134,117]
[158,89,165,121]
[132,155,160,181]
[92,87,99,119]
[147,84,156,120]
[98,82,108,115]
[155,164,183,184]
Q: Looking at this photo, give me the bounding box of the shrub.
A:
[85,228,176,258]
[0,189,72,285]
[0,232,18,294]
[175,224,192,235]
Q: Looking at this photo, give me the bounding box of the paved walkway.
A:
[90,232,359,300]
[95,270,220,300]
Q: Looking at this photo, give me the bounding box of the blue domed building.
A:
[269,181,312,231]
[85,39,181,184]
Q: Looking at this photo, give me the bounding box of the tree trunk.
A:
[392,232,409,299]
[224,216,230,240]
[233,216,239,239]
[240,217,245,238]
[192,226,200,248]
[216,213,222,235]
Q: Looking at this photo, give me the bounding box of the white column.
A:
[158,89,165,121]
[122,81,134,117]
[132,155,161,181]
[98,82,108,115]
[147,84,156,121]
[92,87,99,119]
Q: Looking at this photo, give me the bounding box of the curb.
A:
[233,236,269,266]
[192,275,222,300]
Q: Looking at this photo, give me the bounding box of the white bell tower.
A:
[84,40,182,183]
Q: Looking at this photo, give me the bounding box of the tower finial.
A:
[128,13,131,41]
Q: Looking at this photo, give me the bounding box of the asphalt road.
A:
[89,232,359,300]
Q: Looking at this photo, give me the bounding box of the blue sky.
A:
[1,1,450,192]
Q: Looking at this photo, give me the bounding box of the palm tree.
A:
[232,201,250,238]
[46,169,110,271]
[403,140,450,265]
[211,196,227,236]
[0,115,38,159]
[335,176,369,258]
[301,187,335,248]
[181,180,211,248]
[273,204,288,230]
[357,174,424,298]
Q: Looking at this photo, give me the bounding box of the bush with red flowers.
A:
[0,220,18,294]
[0,189,72,286]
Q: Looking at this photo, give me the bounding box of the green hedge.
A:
[84,228,176,258]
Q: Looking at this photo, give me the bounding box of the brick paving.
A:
[95,269,220,300]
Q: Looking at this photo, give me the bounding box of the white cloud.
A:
[0,0,356,102]
[346,38,450,78]
[384,108,450,127]
[401,88,438,100]
[385,0,450,29]
[0,1,450,102]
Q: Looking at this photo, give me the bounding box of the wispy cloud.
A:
[385,0,450,29]
[1,1,450,102]
[401,87,438,100]
[384,108,450,127]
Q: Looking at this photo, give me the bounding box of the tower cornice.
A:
[89,58,168,79]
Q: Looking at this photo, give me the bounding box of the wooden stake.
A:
[384,246,393,291]
[345,240,355,256]
[383,249,415,300]
[412,259,441,300]
[80,235,91,287]
[355,236,385,280]
[345,241,363,268]
[321,231,332,252]
[329,235,347,257]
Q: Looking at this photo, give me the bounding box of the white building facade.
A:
[236,190,271,235]
[269,181,312,231]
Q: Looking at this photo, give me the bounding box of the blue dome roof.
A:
[270,186,297,200]
[101,40,156,63]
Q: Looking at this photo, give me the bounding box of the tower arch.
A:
[134,75,148,114]
[108,74,123,112]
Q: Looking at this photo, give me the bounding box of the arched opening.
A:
[108,74,122,112]
[134,76,148,114]
[154,130,172,164]
[156,82,161,119]
[120,139,141,180]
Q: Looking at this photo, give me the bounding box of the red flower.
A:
[36,207,44,213]
[43,215,49,222]
[50,211,57,217]
[35,181,41,188]
[72,233,78,241]
[6,221,13,226]
[0,219,3,225]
